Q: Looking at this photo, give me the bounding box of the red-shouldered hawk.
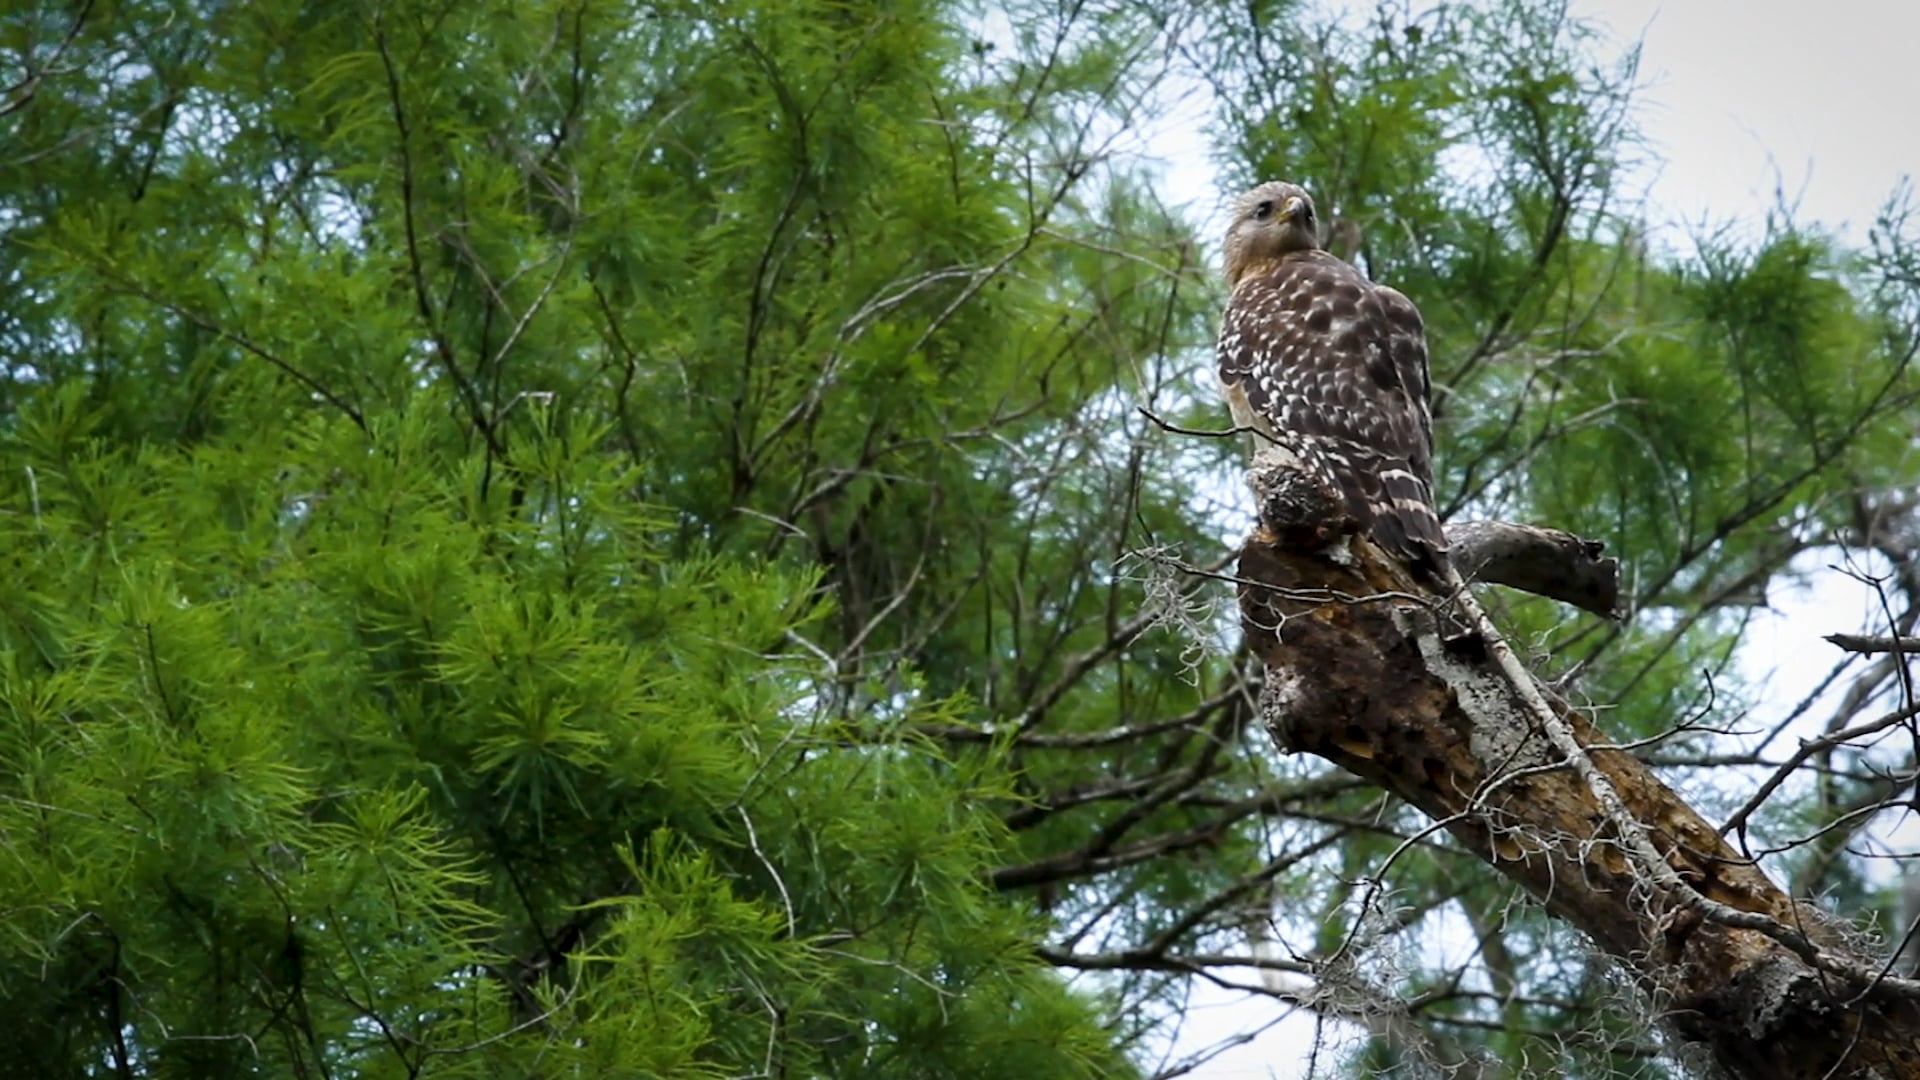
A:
[1218,180,1450,587]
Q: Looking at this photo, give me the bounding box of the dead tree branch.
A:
[1827,633,1920,655]
[1447,519,1622,620]
[1234,452,1920,1080]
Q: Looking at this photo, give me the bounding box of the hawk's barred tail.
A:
[1300,435,1450,586]
[1372,462,1451,587]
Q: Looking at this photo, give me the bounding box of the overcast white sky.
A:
[1587,0,1918,245]
[1146,2,1920,1076]
[1153,1,1919,247]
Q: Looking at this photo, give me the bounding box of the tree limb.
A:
[1446,519,1622,620]
[1233,452,1920,1080]
[1826,632,1920,655]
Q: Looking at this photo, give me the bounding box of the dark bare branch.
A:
[1447,519,1622,620]
[1234,451,1920,1079]
[1827,633,1920,655]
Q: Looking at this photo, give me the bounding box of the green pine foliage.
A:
[0,377,1130,1075]
[0,0,1162,1074]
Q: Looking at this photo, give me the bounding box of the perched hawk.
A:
[1218,180,1450,587]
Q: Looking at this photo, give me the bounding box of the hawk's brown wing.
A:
[1218,251,1450,583]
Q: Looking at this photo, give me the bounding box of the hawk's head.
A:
[1223,181,1321,287]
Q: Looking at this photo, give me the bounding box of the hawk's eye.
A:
[1254,200,1274,220]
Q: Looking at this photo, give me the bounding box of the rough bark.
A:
[1448,518,1623,620]
[1236,450,1920,1080]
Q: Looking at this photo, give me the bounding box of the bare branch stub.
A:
[1448,519,1622,621]
[1234,454,1920,1080]
[1826,632,1920,655]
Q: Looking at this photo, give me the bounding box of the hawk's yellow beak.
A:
[1280,195,1306,223]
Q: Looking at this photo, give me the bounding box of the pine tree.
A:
[0,0,1173,1074]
